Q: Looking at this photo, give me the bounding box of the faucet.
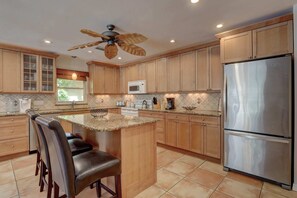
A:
[142,100,148,109]
[71,100,75,110]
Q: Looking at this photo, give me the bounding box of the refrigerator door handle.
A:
[225,130,290,144]
[223,75,227,122]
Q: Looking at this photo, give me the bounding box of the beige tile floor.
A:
[1,146,297,198]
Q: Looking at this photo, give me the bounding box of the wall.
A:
[56,55,88,72]
[293,4,297,191]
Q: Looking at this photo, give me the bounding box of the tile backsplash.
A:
[0,92,221,113]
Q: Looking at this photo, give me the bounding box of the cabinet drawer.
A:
[0,125,28,140]
[156,119,165,129]
[167,113,189,121]
[108,108,120,114]
[139,111,165,119]
[190,115,219,125]
[0,137,28,157]
[0,116,27,126]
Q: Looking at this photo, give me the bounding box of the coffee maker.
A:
[165,98,175,110]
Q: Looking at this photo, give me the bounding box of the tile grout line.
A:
[10,160,20,198]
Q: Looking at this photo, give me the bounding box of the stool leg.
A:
[35,151,41,176]
[40,161,45,192]
[47,168,52,198]
[54,182,59,198]
[115,175,121,198]
[95,179,101,197]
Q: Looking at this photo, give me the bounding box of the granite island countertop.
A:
[57,113,158,132]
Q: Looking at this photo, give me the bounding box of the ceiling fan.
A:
[68,24,147,59]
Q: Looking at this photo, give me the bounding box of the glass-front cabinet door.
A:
[40,57,55,93]
[21,54,39,92]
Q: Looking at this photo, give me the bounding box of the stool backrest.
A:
[35,116,75,196]
[25,109,41,152]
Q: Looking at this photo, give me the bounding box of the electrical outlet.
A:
[197,97,202,104]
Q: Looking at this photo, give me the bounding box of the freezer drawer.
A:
[224,130,291,186]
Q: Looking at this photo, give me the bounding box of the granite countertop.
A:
[57,113,158,132]
[138,108,221,117]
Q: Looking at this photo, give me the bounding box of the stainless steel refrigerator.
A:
[223,55,292,189]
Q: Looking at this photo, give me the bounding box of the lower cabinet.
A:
[0,116,28,157]
[108,108,120,114]
[190,122,204,154]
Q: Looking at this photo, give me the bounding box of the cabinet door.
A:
[166,119,177,147]
[156,58,167,93]
[253,21,293,59]
[220,31,252,63]
[190,122,204,154]
[40,57,55,93]
[209,46,222,91]
[105,67,119,94]
[177,121,190,150]
[167,55,180,92]
[2,50,21,92]
[204,124,220,159]
[138,63,146,80]
[146,61,156,93]
[196,48,208,90]
[127,65,139,82]
[120,67,127,94]
[22,54,39,92]
[180,51,196,91]
[93,66,105,94]
[0,49,2,92]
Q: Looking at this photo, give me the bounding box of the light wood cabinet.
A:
[196,48,209,90]
[177,121,190,150]
[220,21,293,63]
[220,31,253,63]
[209,46,222,90]
[0,49,2,92]
[2,50,21,92]
[180,51,196,91]
[120,67,127,94]
[190,122,204,154]
[167,55,180,92]
[0,116,28,157]
[108,108,120,114]
[40,56,55,93]
[21,54,39,92]
[253,21,293,59]
[156,58,167,93]
[89,65,120,94]
[127,65,139,82]
[146,61,156,93]
[166,119,177,147]
[139,111,166,143]
[204,124,220,158]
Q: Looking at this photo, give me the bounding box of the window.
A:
[57,78,86,103]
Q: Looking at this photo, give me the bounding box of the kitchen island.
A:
[57,113,158,198]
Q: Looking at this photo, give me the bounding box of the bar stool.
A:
[36,116,121,198]
[26,110,93,198]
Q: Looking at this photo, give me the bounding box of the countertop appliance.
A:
[223,55,292,189]
[19,98,31,113]
[165,98,175,110]
[121,100,153,116]
[128,80,146,94]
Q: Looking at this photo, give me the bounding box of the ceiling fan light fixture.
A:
[191,0,199,4]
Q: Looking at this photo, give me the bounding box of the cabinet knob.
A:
[11,145,15,149]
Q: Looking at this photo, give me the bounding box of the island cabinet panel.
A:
[139,111,166,143]
[0,49,2,92]
[167,55,180,92]
[146,61,156,93]
[253,21,293,59]
[209,45,222,91]
[190,122,204,154]
[155,58,167,93]
[196,48,209,91]
[2,50,21,92]
[0,116,28,158]
[180,51,196,91]
[220,31,253,64]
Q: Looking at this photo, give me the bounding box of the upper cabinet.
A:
[209,46,222,90]
[146,61,156,93]
[155,58,167,93]
[0,49,2,92]
[180,51,196,91]
[167,55,180,92]
[40,56,55,93]
[88,63,120,95]
[2,50,21,93]
[220,19,293,64]
[21,54,38,92]
[196,48,209,91]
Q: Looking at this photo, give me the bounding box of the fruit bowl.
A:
[90,108,108,118]
[182,106,197,111]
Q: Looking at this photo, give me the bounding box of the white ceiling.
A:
[0,0,295,65]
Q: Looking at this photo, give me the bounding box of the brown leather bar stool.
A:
[26,110,94,198]
[36,116,122,198]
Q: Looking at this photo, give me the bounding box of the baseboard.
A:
[293,183,297,192]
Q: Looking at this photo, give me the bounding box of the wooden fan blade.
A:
[81,29,110,40]
[105,44,118,59]
[116,33,147,45]
[68,41,104,51]
[118,42,146,56]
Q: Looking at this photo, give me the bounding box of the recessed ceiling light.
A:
[170,39,175,43]
[88,50,93,53]
[118,57,122,60]
[191,0,199,4]
[44,39,52,44]
[216,24,223,28]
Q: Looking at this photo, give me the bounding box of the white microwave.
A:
[128,80,146,94]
